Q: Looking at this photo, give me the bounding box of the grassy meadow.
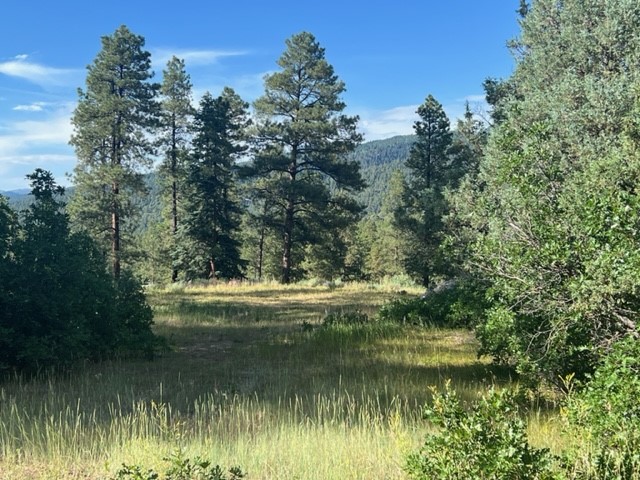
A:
[0,282,561,479]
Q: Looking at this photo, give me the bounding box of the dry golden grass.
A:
[0,281,546,480]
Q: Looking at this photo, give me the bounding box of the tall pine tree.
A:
[158,56,194,282]
[70,25,158,278]
[396,95,452,287]
[179,88,249,280]
[241,32,363,283]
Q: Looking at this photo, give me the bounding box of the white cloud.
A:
[356,105,419,141]
[0,106,76,189]
[153,48,247,68]
[0,56,78,87]
[13,101,48,112]
[354,94,490,141]
[460,94,486,103]
[0,105,74,155]
[445,94,491,127]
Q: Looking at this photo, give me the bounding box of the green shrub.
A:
[564,336,640,479]
[406,383,559,480]
[113,449,245,480]
[0,170,159,373]
[378,279,487,327]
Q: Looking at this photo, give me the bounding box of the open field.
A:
[0,282,561,479]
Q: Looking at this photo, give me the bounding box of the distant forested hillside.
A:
[5,136,414,219]
[351,135,414,212]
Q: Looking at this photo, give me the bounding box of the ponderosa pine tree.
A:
[241,31,363,284]
[158,56,194,282]
[455,0,640,384]
[70,25,159,278]
[396,95,452,287]
[179,88,249,280]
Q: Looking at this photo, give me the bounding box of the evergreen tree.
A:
[158,56,194,282]
[1,170,157,371]
[241,31,363,283]
[449,102,487,181]
[302,191,363,281]
[179,88,249,280]
[444,105,488,277]
[396,95,452,287]
[456,0,640,384]
[69,25,159,278]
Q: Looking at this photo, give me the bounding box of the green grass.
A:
[0,281,551,479]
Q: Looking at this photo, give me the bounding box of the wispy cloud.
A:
[356,105,419,141]
[0,103,74,158]
[445,94,490,126]
[0,54,79,87]
[354,94,490,141]
[0,104,76,189]
[459,94,486,103]
[153,48,248,68]
[13,101,48,112]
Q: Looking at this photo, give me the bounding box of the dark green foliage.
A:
[406,383,558,480]
[241,31,363,283]
[113,449,245,480]
[565,336,640,479]
[301,192,363,281]
[158,56,194,283]
[378,279,487,328]
[396,95,453,287]
[482,77,518,126]
[0,170,158,372]
[454,0,640,385]
[179,88,249,280]
[69,25,159,278]
[349,135,414,213]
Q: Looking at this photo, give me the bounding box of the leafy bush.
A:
[406,383,559,480]
[564,336,640,479]
[113,449,245,480]
[378,278,487,327]
[0,171,159,373]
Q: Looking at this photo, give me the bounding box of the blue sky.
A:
[0,1,521,191]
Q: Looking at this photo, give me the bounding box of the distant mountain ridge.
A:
[1,189,31,198]
[4,135,415,216]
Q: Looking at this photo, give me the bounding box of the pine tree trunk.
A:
[258,221,265,281]
[112,183,121,279]
[282,154,297,284]
[171,118,179,283]
[171,179,178,282]
[209,258,216,281]
[282,199,294,284]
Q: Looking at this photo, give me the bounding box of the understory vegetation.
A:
[0,283,514,480]
[1,283,636,479]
